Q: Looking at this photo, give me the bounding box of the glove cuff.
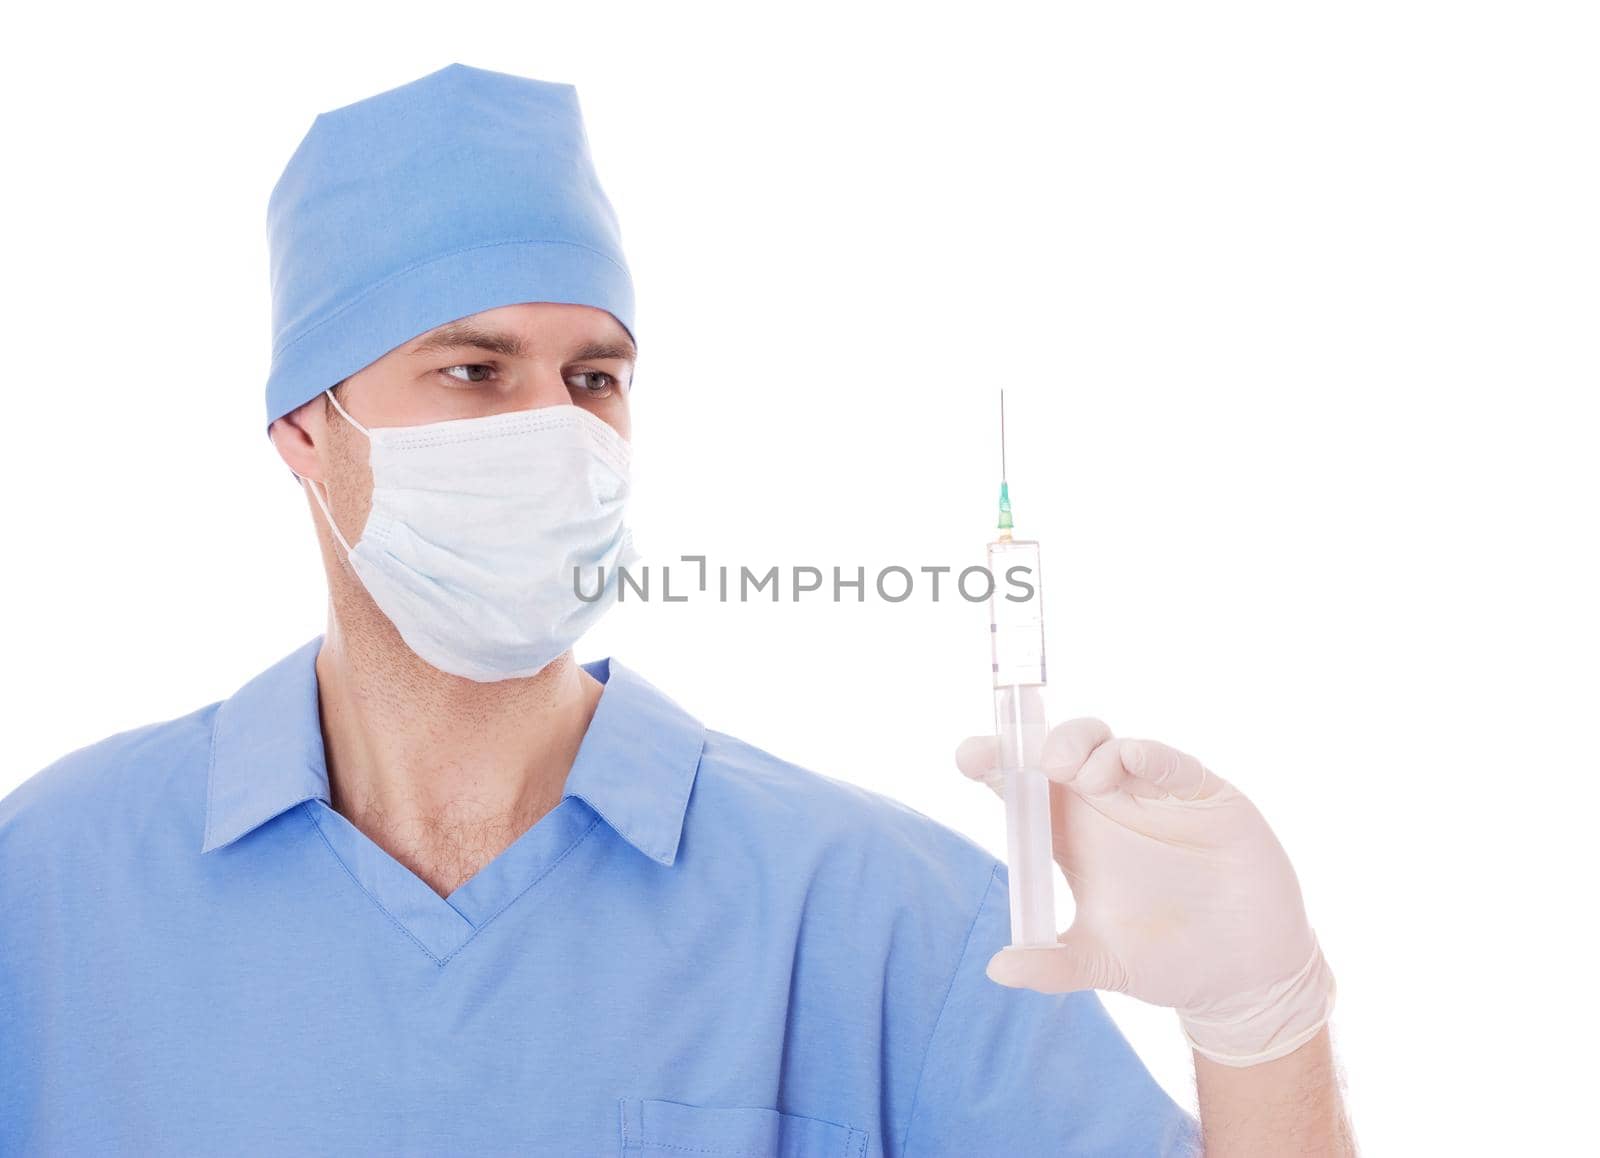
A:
[1178,933,1338,1068]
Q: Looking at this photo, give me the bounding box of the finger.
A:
[954,735,1005,798]
[955,734,998,780]
[1038,718,1114,786]
[1071,737,1131,796]
[985,925,1128,995]
[1118,737,1220,800]
[1055,737,1170,803]
[1042,723,1166,800]
[1115,766,1172,800]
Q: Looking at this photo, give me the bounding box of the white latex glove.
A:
[955,718,1337,1067]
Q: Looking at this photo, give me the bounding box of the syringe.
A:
[987,391,1059,949]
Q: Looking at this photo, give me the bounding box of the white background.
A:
[3,3,1596,1153]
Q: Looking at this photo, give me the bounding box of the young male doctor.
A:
[0,63,1351,1155]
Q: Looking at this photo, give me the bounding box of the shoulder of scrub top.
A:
[1,697,220,882]
[690,725,1004,932]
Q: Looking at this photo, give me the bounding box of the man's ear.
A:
[267,398,325,482]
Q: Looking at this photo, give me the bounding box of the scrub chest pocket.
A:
[619,1097,871,1158]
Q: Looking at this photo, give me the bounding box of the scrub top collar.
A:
[201,635,705,867]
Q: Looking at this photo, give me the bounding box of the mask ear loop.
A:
[322,386,373,438]
[298,387,369,557]
[302,474,355,557]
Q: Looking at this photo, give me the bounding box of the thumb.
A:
[954,734,1004,799]
[985,926,1127,995]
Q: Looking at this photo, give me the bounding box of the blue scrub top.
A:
[1,636,1200,1156]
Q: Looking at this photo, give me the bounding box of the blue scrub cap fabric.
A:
[263,62,635,431]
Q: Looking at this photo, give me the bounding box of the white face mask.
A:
[303,388,639,682]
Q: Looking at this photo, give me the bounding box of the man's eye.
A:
[440,364,495,384]
[569,371,617,398]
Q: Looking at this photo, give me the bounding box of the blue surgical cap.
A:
[263,62,635,431]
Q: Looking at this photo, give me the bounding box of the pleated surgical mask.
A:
[302,388,638,682]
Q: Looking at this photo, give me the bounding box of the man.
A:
[0,63,1351,1155]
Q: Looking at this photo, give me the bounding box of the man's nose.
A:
[500,367,581,413]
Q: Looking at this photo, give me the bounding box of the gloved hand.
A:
[955,718,1337,1067]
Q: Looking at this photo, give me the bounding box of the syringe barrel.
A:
[987,538,1055,948]
[988,539,1045,688]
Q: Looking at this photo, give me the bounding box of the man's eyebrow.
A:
[406,322,636,362]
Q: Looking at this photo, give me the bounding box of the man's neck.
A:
[312,612,604,900]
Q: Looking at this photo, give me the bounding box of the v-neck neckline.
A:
[202,641,708,963]
[302,792,602,964]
